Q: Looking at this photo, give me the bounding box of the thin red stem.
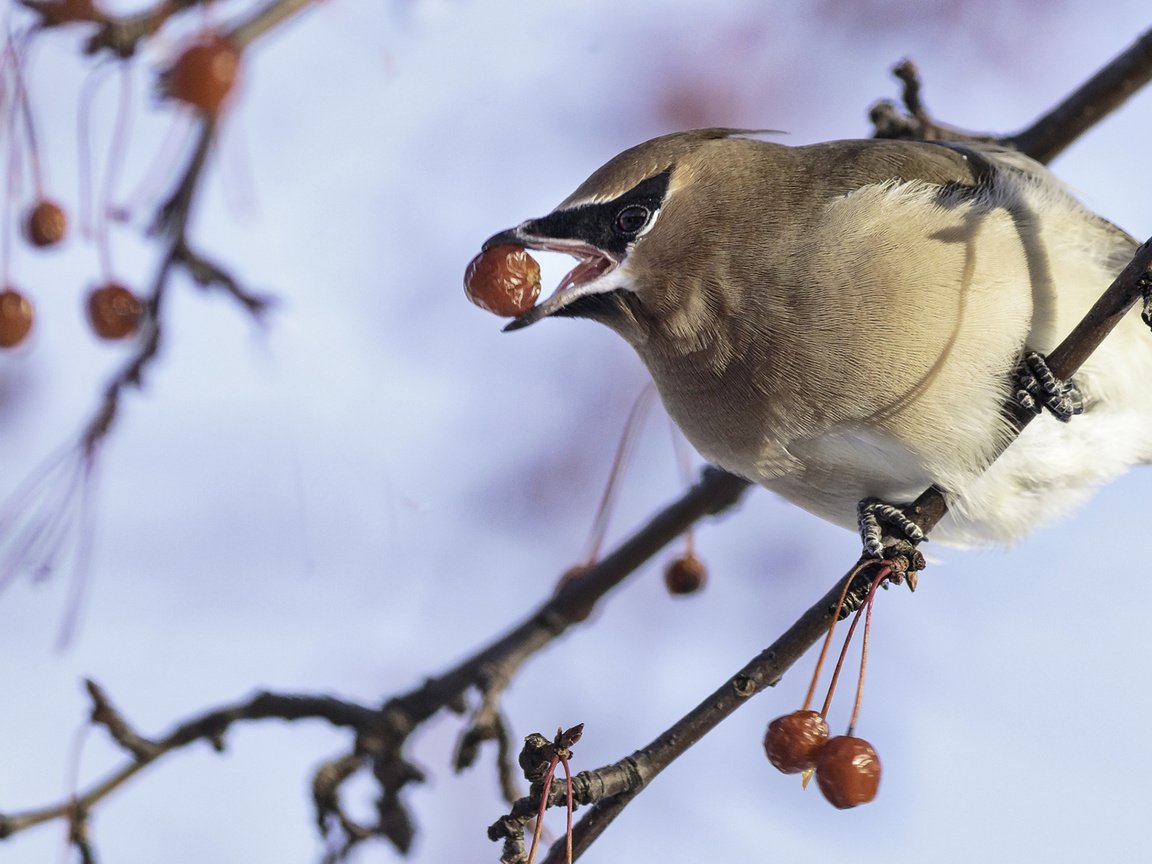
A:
[96,63,135,282]
[77,61,117,239]
[819,564,890,720]
[525,756,559,864]
[8,29,44,198]
[800,558,872,711]
[583,385,654,564]
[668,418,697,556]
[847,585,877,736]
[561,754,574,864]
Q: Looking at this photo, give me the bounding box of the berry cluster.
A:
[1,12,244,353]
[763,559,903,809]
[0,198,144,350]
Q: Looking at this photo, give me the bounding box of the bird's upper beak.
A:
[482,222,620,332]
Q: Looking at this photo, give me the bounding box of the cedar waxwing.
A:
[483,129,1152,550]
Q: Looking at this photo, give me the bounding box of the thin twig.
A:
[871,26,1152,167]
[230,0,319,49]
[1011,26,1152,163]
[0,688,380,838]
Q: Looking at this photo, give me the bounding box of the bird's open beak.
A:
[482,224,619,332]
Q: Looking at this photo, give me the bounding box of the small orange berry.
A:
[0,288,34,348]
[24,200,68,248]
[87,283,143,340]
[664,553,707,595]
[163,35,242,115]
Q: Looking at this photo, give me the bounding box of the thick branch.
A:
[389,467,750,730]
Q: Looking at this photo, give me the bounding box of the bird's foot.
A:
[1014,350,1083,422]
[838,526,925,618]
[856,497,926,562]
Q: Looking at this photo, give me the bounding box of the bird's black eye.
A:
[614,204,650,235]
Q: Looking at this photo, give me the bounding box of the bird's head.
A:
[483,128,764,342]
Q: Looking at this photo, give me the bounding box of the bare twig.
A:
[0,468,749,849]
[230,0,319,49]
[870,58,1000,144]
[872,25,1152,167]
[68,0,317,58]
[84,679,160,761]
[1011,26,1152,163]
[0,687,380,838]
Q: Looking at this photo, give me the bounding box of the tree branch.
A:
[1010,26,1152,163]
[872,25,1152,166]
[0,685,379,839]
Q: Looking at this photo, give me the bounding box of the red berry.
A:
[464,244,542,317]
[87,283,143,340]
[763,710,829,774]
[24,200,68,248]
[815,735,881,809]
[0,288,34,348]
[663,553,707,595]
[163,35,241,115]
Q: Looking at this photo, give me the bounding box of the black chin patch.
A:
[523,169,672,259]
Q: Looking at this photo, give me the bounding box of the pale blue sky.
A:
[2,2,1151,862]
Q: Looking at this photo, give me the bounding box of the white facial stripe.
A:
[633,207,661,240]
[536,260,636,316]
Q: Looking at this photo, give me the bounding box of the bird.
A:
[481,129,1152,551]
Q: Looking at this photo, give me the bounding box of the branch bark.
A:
[1010,26,1152,163]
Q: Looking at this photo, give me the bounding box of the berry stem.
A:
[96,64,135,283]
[819,564,890,720]
[801,558,872,711]
[561,753,574,864]
[847,582,878,736]
[583,385,654,564]
[8,29,45,198]
[668,417,697,556]
[525,755,559,864]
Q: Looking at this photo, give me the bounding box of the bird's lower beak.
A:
[481,224,620,332]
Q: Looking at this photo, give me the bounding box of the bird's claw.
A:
[856,497,925,560]
[1015,351,1083,422]
[1140,272,1152,331]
